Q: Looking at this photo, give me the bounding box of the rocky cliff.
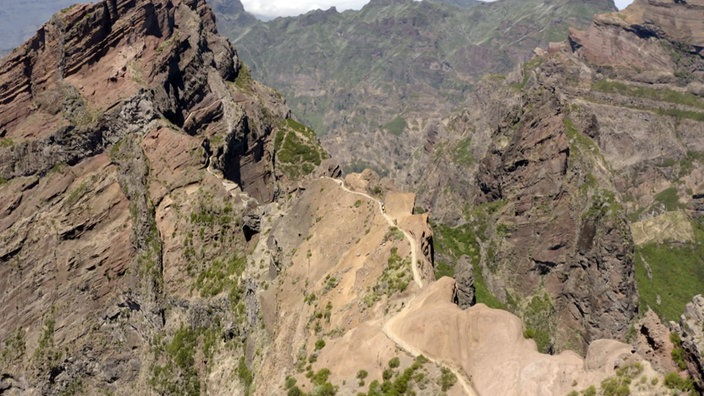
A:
[1,0,702,395]
[419,0,704,359]
[0,0,325,394]
[677,295,704,392]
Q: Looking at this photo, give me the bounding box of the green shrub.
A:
[653,187,683,211]
[664,371,694,392]
[315,339,326,351]
[238,356,254,393]
[600,376,630,396]
[439,367,457,391]
[670,333,688,370]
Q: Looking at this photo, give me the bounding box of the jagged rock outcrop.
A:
[0,0,308,394]
[634,310,679,374]
[453,256,475,309]
[417,0,704,357]
[0,0,289,203]
[678,295,704,391]
[569,0,704,76]
[474,84,638,353]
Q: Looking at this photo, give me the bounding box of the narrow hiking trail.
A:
[326,176,477,395]
[324,176,423,289]
[382,310,478,396]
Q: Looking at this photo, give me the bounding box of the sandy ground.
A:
[254,175,669,395]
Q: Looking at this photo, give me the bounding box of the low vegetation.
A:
[150,325,224,396]
[432,222,504,309]
[592,79,704,110]
[635,219,704,322]
[150,327,201,396]
[571,363,647,396]
[234,63,254,91]
[364,247,413,307]
[521,293,556,354]
[275,118,327,180]
[195,255,246,297]
[383,115,407,136]
[356,355,437,396]
[286,367,338,396]
[663,371,694,393]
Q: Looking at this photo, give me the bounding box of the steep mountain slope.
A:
[0,0,700,395]
[217,0,616,185]
[0,0,324,394]
[420,0,704,383]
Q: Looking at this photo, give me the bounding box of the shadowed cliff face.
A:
[474,85,639,353]
[0,0,289,203]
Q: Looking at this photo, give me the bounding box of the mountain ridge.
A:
[1,0,703,395]
[217,0,617,190]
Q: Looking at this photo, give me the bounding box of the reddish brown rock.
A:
[0,0,296,394]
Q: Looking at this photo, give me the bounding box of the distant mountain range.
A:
[215,0,617,184]
[0,0,83,54]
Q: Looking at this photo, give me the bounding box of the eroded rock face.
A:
[634,310,679,374]
[0,0,297,394]
[475,85,638,352]
[678,295,704,391]
[0,0,287,203]
[569,0,704,82]
[415,0,704,357]
[453,256,475,309]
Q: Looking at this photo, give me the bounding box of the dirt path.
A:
[323,177,423,289]
[382,306,478,396]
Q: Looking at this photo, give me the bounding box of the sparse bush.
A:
[664,371,694,392]
[439,367,457,391]
[670,333,688,370]
[315,339,326,351]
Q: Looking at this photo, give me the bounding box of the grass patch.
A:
[592,79,704,109]
[275,118,327,180]
[150,326,200,396]
[66,181,90,206]
[195,255,246,297]
[383,115,407,136]
[238,356,254,395]
[432,222,505,308]
[432,223,480,277]
[653,187,684,211]
[522,293,555,354]
[383,226,405,242]
[635,220,704,322]
[451,138,474,166]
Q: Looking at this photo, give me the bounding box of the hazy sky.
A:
[241,0,635,18]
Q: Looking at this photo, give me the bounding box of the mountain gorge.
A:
[216,0,617,186]
[1,0,703,395]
